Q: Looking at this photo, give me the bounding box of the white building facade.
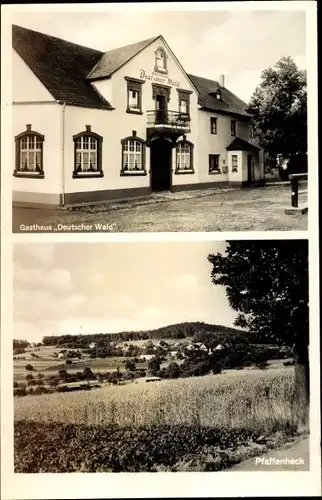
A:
[12,25,264,208]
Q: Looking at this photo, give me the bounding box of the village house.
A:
[12,25,264,208]
[139,354,155,362]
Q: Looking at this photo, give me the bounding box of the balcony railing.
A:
[147,110,191,132]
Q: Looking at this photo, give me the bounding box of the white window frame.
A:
[75,136,99,174]
[128,89,140,111]
[156,50,165,71]
[176,141,193,173]
[19,135,42,174]
[179,99,188,114]
[231,154,238,172]
[122,138,145,174]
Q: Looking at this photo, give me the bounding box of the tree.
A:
[247,57,307,175]
[148,357,160,376]
[208,240,309,429]
[125,359,136,372]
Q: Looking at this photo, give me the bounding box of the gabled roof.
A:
[12,24,113,109]
[187,74,250,119]
[12,25,249,117]
[87,36,159,80]
[227,137,261,151]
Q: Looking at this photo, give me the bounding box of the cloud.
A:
[136,305,160,319]
[171,273,199,290]
[14,289,87,322]
[14,267,72,291]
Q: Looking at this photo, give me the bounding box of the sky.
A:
[10,7,306,102]
[13,241,238,342]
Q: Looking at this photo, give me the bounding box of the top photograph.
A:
[10,7,312,233]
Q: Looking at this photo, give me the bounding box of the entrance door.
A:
[155,95,167,124]
[247,154,253,183]
[150,138,172,191]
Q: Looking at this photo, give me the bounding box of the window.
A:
[210,117,217,134]
[251,124,255,138]
[231,120,236,136]
[126,78,144,114]
[121,136,146,175]
[209,154,221,174]
[129,90,139,110]
[175,140,194,173]
[232,154,238,172]
[73,127,103,178]
[179,99,188,114]
[154,47,168,73]
[177,89,192,116]
[14,126,44,178]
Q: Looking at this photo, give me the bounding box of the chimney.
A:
[219,74,225,87]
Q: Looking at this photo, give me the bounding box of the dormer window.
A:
[154,47,168,74]
[216,91,221,100]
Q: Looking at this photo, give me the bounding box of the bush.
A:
[25,364,34,371]
[65,360,72,365]
[14,386,27,397]
[256,361,269,370]
[212,363,222,374]
[283,360,294,366]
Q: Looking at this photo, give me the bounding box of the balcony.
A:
[146,110,191,145]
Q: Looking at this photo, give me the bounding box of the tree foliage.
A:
[247,57,307,162]
[41,322,245,348]
[208,240,308,348]
[208,240,309,427]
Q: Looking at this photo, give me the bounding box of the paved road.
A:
[13,184,308,233]
[228,437,310,471]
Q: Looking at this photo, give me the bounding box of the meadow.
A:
[14,367,298,472]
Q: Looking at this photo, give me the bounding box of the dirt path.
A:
[13,184,308,232]
[228,436,310,471]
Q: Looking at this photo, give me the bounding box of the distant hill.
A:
[41,322,250,348]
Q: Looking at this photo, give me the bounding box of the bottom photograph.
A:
[13,239,309,473]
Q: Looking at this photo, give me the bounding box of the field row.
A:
[15,368,296,432]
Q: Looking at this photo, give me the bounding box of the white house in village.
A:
[12,25,264,208]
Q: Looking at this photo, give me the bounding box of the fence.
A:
[285,173,308,214]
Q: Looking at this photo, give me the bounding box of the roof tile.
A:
[188,74,250,118]
[87,36,159,80]
[12,24,113,109]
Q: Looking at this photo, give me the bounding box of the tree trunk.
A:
[294,340,309,432]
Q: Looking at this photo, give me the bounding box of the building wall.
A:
[12,103,62,206]
[12,49,62,206]
[92,37,200,189]
[12,41,264,206]
[12,50,55,103]
[197,110,253,185]
[63,105,151,198]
